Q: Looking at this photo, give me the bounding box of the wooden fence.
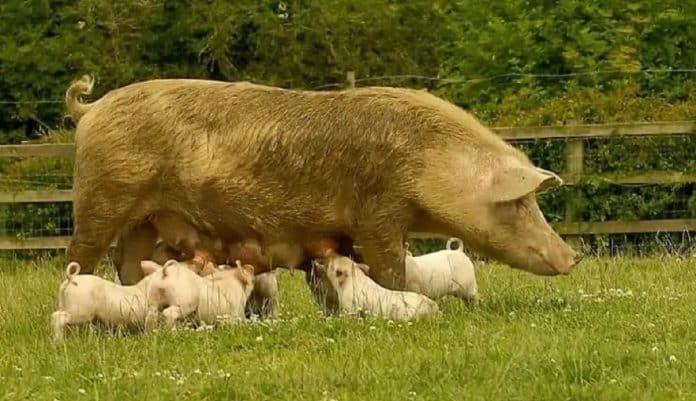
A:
[0,121,695,249]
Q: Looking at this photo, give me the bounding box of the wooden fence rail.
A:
[0,121,694,250]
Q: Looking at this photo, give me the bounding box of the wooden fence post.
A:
[0,121,695,250]
[346,71,355,88]
[564,138,585,251]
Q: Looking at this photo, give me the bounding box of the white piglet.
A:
[404,238,478,304]
[51,262,161,341]
[145,259,255,326]
[315,255,439,321]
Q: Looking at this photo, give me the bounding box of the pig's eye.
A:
[515,198,527,213]
[335,270,344,278]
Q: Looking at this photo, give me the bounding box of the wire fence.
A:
[0,136,693,258]
[2,67,696,105]
[0,71,695,258]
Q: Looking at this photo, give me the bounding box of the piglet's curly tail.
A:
[446,237,464,252]
[64,262,81,282]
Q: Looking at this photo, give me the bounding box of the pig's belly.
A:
[169,181,344,243]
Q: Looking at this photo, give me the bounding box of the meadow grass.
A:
[1,256,695,401]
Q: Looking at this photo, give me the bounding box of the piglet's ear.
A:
[164,259,179,267]
[233,263,252,286]
[311,259,327,272]
[355,262,370,274]
[140,260,162,276]
[242,264,255,277]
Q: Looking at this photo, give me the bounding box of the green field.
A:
[1,256,695,401]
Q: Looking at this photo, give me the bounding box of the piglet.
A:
[51,262,162,341]
[404,238,478,304]
[314,255,439,321]
[245,272,279,318]
[145,259,255,326]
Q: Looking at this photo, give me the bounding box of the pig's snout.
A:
[553,248,583,275]
[574,252,584,265]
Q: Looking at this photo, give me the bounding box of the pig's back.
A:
[77,80,475,187]
[72,79,483,238]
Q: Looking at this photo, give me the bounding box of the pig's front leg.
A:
[354,231,407,290]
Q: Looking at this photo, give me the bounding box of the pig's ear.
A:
[140,260,162,275]
[488,166,562,202]
[534,167,563,193]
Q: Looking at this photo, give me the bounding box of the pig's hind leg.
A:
[68,187,152,276]
[113,221,159,285]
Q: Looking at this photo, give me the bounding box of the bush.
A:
[1,1,695,252]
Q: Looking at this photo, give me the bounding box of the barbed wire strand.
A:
[2,68,696,104]
[312,67,696,90]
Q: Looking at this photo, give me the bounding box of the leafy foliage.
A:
[1,1,695,249]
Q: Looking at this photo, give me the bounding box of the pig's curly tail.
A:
[446,237,464,252]
[64,262,81,282]
[64,74,96,122]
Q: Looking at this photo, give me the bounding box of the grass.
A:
[1,256,695,401]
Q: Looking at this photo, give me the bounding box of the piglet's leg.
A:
[161,306,185,327]
[51,311,71,342]
[144,306,161,330]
